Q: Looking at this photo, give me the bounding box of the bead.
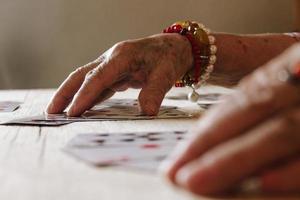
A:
[193,81,202,89]
[201,73,210,80]
[180,28,188,35]
[194,29,210,44]
[209,55,217,64]
[183,77,195,86]
[188,90,200,102]
[175,82,184,87]
[208,35,216,44]
[203,28,211,34]
[172,24,182,33]
[167,27,173,33]
[197,23,205,29]
[210,45,217,54]
[177,21,191,29]
[188,23,198,32]
[206,65,214,73]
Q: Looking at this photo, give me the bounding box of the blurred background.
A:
[0,0,296,89]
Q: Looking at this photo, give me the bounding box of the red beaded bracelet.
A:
[163,21,217,91]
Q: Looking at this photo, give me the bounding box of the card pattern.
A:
[64,130,188,171]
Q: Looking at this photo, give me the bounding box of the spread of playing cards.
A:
[0,95,222,172]
[64,130,187,172]
[0,98,194,126]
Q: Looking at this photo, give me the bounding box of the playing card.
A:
[64,130,188,171]
[0,101,22,112]
[82,106,190,120]
[83,99,190,120]
[197,93,225,109]
[0,115,71,126]
[36,99,192,122]
[165,93,188,100]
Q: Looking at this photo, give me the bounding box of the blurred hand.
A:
[161,44,300,195]
[46,34,193,116]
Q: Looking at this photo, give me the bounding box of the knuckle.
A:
[84,69,95,80]
[69,66,87,79]
[85,66,104,81]
[237,70,277,113]
[114,40,133,52]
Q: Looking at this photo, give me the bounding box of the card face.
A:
[64,130,187,171]
[0,101,22,112]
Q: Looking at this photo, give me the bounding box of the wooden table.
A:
[0,87,298,200]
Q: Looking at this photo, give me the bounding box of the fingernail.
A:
[46,103,53,113]
[46,102,56,114]
[158,140,188,171]
[158,159,178,186]
[67,104,76,116]
[175,167,191,187]
[158,140,192,182]
[175,165,218,196]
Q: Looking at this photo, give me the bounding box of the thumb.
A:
[138,67,175,115]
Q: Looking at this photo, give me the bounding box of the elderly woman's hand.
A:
[161,44,300,195]
[46,34,193,116]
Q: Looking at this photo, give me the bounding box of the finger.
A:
[94,88,115,105]
[46,60,100,114]
[138,62,176,115]
[161,45,300,183]
[262,158,300,193]
[67,57,131,116]
[82,88,115,112]
[174,108,300,195]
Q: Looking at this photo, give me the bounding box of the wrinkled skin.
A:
[46,33,193,116]
[160,44,300,195]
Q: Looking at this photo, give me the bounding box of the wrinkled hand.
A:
[161,44,300,195]
[46,34,193,116]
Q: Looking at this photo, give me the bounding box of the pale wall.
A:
[0,0,294,89]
